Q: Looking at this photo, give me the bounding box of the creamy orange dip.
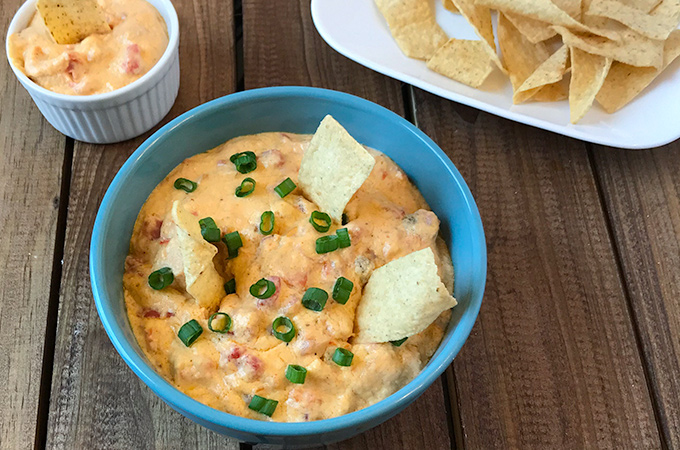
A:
[8,0,167,95]
[124,132,453,422]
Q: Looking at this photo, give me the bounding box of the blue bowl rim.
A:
[90,86,487,437]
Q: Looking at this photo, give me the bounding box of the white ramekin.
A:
[5,0,180,144]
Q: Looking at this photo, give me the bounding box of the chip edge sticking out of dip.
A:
[8,0,168,96]
[123,116,456,422]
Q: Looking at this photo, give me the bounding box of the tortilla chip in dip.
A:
[37,0,110,45]
[374,0,448,59]
[354,247,457,343]
[167,201,224,309]
[569,47,613,123]
[426,38,495,87]
[298,116,376,222]
[597,29,680,112]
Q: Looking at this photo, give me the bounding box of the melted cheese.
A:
[124,132,452,422]
[8,0,168,95]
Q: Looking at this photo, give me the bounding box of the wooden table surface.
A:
[2,0,679,448]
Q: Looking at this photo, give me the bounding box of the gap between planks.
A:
[585,144,670,450]
[33,137,74,450]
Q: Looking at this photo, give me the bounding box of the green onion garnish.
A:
[148,267,173,290]
[332,277,353,304]
[173,178,197,193]
[391,337,408,347]
[285,364,307,384]
[301,287,328,312]
[309,211,331,232]
[235,177,256,197]
[272,316,296,342]
[342,213,349,225]
[199,217,221,242]
[248,395,278,417]
[250,278,276,299]
[222,231,243,259]
[259,211,275,235]
[315,235,338,254]
[336,228,351,248]
[224,278,236,295]
[230,151,257,174]
[332,348,354,366]
[178,319,202,347]
[208,312,232,333]
[274,177,296,198]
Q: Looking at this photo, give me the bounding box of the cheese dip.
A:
[8,0,168,95]
[124,132,453,422]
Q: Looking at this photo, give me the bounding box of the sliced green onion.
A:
[199,217,221,242]
[285,365,307,384]
[222,231,243,258]
[391,337,408,347]
[332,277,354,305]
[342,213,349,225]
[148,267,173,290]
[336,228,351,248]
[332,348,354,366]
[235,177,256,197]
[230,151,257,174]
[301,287,328,312]
[315,235,338,254]
[259,211,275,235]
[224,278,236,295]
[178,319,202,347]
[173,178,197,193]
[274,177,296,198]
[250,278,276,299]
[272,316,295,342]
[208,312,232,333]
[248,395,278,417]
[309,211,331,232]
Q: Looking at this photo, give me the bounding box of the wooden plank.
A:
[0,1,67,448]
[411,90,661,448]
[592,144,680,449]
[45,0,238,448]
[243,1,451,448]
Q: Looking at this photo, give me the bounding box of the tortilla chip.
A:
[620,0,662,12]
[298,116,376,222]
[569,47,613,123]
[554,24,664,68]
[426,38,495,87]
[531,82,570,102]
[170,201,224,309]
[443,0,459,13]
[515,45,570,103]
[498,14,552,100]
[554,0,584,18]
[374,0,448,59]
[504,12,558,43]
[451,0,506,71]
[476,0,619,39]
[597,29,680,112]
[36,0,110,45]
[586,0,680,40]
[354,248,457,343]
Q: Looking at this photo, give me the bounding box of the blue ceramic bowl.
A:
[91,86,486,446]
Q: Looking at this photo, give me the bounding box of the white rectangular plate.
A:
[311,0,680,149]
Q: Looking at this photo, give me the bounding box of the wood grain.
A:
[243,1,451,448]
[45,1,238,448]
[412,90,661,449]
[592,144,680,449]
[0,1,67,448]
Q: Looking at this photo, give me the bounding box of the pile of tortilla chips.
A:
[375,0,680,123]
